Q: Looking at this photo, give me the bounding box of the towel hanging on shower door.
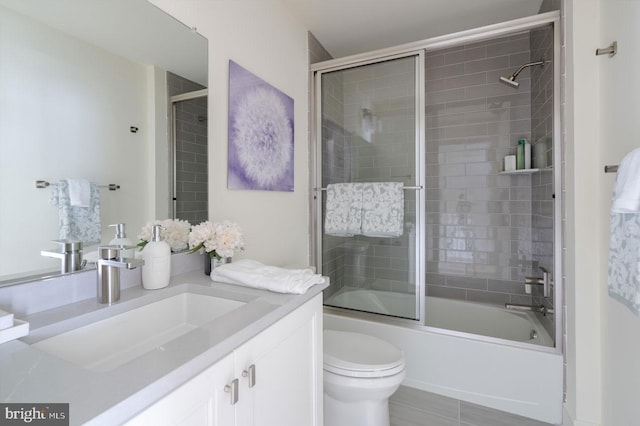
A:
[324,183,363,236]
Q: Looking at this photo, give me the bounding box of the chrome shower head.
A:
[499,75,520,88]
[498,57,548,89]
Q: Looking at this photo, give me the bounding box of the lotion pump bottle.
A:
[109,223,134,258]
[141,225,171,290]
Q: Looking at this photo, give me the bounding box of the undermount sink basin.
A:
[32,293,245,372]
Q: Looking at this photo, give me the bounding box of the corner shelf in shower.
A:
[499,167,552,175]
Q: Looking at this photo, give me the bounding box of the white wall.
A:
[598,1,640,425]
[566,1,640,425]
[0,6,151,277]
[149,0,311,267]
[564,1,603,423]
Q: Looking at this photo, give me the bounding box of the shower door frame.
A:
[311,50,427,323]
[310,11,562,355]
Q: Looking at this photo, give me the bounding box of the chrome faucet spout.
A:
[96,245,144,305]
[505,303,554,316]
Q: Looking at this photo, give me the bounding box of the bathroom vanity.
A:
[0,270,327,425]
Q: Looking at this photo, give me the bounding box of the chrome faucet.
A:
[96,245,144,304]
[525,266,552,298]
[41,240,85,273]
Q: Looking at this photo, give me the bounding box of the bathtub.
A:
[324,289,563,424]
[326,289,553,346]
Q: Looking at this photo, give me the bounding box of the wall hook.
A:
[596,41,617,57]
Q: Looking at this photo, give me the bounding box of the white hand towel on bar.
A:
[324,183,363,236]
[608,148,640,314]
[67,178,91,207]
[210,259,325,294]
[361,182,404,237]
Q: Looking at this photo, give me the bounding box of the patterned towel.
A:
[361,182,404,237]
[608,212,640,315]
[50,181,101,245]
[324,183,363,236]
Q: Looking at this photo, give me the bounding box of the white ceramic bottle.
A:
[141,225,171,290]
[109,223,135,258]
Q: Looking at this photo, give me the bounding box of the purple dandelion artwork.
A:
[228,60,294,191]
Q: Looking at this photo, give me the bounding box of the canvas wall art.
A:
[227,60,294,191]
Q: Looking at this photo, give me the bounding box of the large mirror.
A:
[0,0,208,286]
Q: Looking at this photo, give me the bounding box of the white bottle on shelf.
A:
[141,225,171,290]
[109,223,135,259]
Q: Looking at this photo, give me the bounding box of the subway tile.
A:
[427,284,467,300]
[446,275,488,290]
[464,55,510,73]
[445,46,487,65]
[427,63,466,80]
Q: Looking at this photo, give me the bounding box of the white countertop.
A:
[0,270,328,425]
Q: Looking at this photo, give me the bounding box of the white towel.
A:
[324,183,363,236]
[67,179,91,207]
[361,182,404,237]
[210,259,325,294]
[608,148,640,314]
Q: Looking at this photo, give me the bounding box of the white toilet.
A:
[323,330,406,426]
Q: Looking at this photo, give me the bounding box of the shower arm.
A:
[509,58,547,80]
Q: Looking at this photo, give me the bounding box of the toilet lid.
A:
[323,330,405,378]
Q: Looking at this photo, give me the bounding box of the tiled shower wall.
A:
[167,72,208,225]
[425,33,538,305]
[314,30,557,314]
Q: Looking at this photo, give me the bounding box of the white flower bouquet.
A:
[138,219,191,252]
[189,220,245,260]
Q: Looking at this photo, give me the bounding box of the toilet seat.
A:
[324,330,405,378]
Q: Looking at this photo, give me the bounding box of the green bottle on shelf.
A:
[516,139,526,170]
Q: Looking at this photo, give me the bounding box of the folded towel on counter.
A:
[210,259,325,294]
[608,148,640,315]
[67,178,91,207]
[324,183,363,236]
[50,180,101,245]
[611,148,640,213]
[361,182,404,237]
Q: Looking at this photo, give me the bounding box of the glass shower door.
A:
[316,53,424,321]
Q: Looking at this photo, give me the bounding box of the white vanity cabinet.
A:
[127,294,323,426]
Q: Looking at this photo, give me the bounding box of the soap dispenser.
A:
[141,225,171,290]
[109,223,135,258]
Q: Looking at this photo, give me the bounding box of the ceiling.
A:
[282,0,544,58]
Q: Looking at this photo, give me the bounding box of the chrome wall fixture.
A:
[596,41,617,57]
[604,165,619,173]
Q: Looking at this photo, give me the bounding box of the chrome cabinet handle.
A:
[224,378,239,405]
[242,364,256,388]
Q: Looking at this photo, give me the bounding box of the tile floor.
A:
[389,386,554,426]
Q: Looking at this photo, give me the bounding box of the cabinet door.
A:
[235,295,323,426]
[126,353,235,426]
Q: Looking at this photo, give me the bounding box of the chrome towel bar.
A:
[314,185,423,191]
[36,180,120,191]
